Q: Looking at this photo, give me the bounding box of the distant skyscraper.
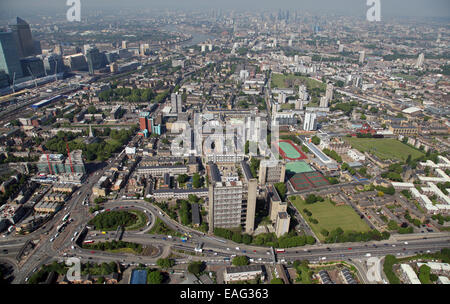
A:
[20,57,45,78]
[415,53,424,69]
[359,50,365,64]
[325,83,333,103]
[54,44,63,56]
[9,17,35,58]
[0,31,23,81]
[33,40,42,55]
[319,97,328,108]
[85,47,106,74]
[298,85,308,101]
[303,112,317,131]
[171,93,183,113]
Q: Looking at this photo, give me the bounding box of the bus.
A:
[56,223,66,233]
[62,213,70,222]
[275,249,286,253]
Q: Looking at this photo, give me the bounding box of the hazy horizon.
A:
[0,0,449,19]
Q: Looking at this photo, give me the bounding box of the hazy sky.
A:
[0,0,449,18]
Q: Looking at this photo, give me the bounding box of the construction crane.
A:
[65,137,74,174]
[26,66,38,88]
[45,152,53,175]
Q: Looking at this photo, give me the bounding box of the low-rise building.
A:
[223,265,265,283]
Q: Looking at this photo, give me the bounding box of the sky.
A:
[0,0,449,18]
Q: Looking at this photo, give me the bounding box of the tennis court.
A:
[277,140,308,161]
[288,171,329,192]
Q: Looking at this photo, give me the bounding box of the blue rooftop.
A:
[130,269,147,284]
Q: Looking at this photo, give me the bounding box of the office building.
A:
[171,93,183,113]
[208,180,244,232]
[139,112,150,132]
[275,211,290,237]
[86,47,106,74]
[241,161,257,234]
[359,50,365,64]
[303,112,317,131]
[259,160,286,184]
[224,265,265,283]
[9,17,35,58]
[267,185,287,223]
[43,54,64,75]
[415,53,424,69]
[20,56,45,78]
[325,83,333,102]
[64,53,88,71]
[0,31,23,80]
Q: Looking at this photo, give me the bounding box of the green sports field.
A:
[290,196,371,242]
[286,161,314,174]
[271,73,326,91]
[279,141,301,159]
[343,137,424,162]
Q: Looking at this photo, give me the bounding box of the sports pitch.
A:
[286,161,314,174]
[343,137,424,162]
[277,140,308,160]
[290,196,371,241]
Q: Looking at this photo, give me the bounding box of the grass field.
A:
[290,196,371,242]
[271,73,326,91]
[343,137,424,162]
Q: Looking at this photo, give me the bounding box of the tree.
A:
[232,256,249,266]
[187,261,205,276]
[387,220,398,231]
[311,136,320,145]
[271,278,284,284]
[177,174,189,184]
[157,258,174,269]
[192,173,203,188]
[148,270,163,284]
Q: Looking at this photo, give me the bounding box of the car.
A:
[392,244,396,247]
[348,247,352,250]
[403,248,406,250]
[71,246,75,250]
[71,237,75,242]
[90,251,95,254]
[25,277,29,282]
[50,237,55,242]
[226,248,230,251]
[384,243,388,246]
[2,249,8,254]
[404,242,409,245]
[258,258,262,261]
[235,247,240,251]
[326,247,331,251]
[242,250,246,253]
[253,250,257,253]
[266,252,270,255]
